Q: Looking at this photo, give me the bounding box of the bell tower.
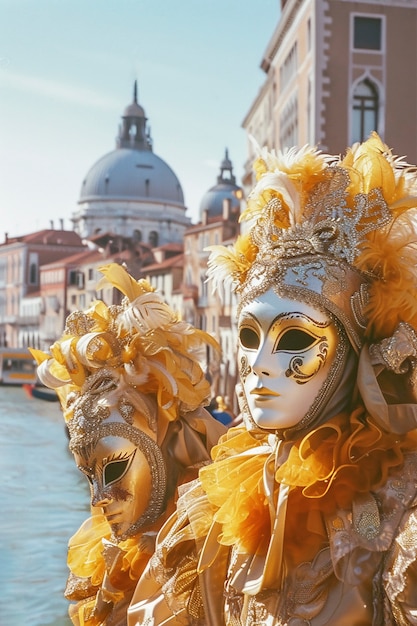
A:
[117,80,152,151]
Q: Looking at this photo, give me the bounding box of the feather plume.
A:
[356,212,417,339]
[96,263,154,301]
[244,172,301,226]
[206,234,257,293]
[120,292,177,334]
[31,262,219,435]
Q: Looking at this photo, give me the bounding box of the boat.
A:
[22,384,59,402]
[0,348,38,385]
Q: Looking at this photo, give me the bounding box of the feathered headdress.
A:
[207,133,417,352]
[30,263,219,448]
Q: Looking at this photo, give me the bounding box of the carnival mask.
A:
[72,409,167,542]
[238,288,340,431]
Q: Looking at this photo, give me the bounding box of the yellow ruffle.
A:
[199,428,270,554]
[199,413,417,558]
[67,512,151,592]
[67,513,111,587]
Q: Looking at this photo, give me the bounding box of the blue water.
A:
[0,386,90,626]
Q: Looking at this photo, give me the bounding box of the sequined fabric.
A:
[128,424,417,626]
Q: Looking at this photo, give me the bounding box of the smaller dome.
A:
[123,101,145,118]
[199,149,243,220]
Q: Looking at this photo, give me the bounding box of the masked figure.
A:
[31,263,225,626]
[128,133,417,625]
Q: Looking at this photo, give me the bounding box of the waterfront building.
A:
[0,229,85,349]
[242,0,417,192]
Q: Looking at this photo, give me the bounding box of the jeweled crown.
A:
[207,133,417,351]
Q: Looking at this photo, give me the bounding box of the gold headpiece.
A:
[31,263,219,448]
[207,133,417,351]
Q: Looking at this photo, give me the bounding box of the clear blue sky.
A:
[0,0,279,237]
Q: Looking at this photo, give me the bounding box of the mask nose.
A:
[91,481,112,507]
[253,366,270,377]
[251,340,282,378]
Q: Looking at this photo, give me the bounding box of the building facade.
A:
[242,0,417,192]
[0,230,85,349]
[181,152,243,406]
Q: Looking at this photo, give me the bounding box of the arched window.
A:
[148,231,159,247]
[351,78,379,143]
[29,262,37,285]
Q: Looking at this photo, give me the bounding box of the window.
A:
[351,78,379,143]
[69,270,77,286]
[28,253,38,285]
[280,42,298,93]
[353,16,382,51]
[29,263,37,285]
[199,314,207,332]
[307,77,312,144]
[200,275,208,300]
[149,231,159,247]
[279,94,298,149]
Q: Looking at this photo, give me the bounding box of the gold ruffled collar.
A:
[199,410,417,559]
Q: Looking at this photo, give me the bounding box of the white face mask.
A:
[238,289,339,431]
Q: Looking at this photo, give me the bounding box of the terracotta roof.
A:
[2,229,83,247]
[41,248,103,269]
[144,253,184,272]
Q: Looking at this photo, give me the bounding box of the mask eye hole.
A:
[239,327,260,350]
[104,453,134,486]
[277,328,318,352]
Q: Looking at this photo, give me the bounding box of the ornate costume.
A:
[128,134,417,625]
[31,263,225,626]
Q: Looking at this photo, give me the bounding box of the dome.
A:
[79,148,184,205]
[199,149,243,219]
[73,82,189,243]
[123,101,145,117]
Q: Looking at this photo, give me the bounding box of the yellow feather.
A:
[343,132,396,198]
[96,263,153,301]
[357,214,417,339]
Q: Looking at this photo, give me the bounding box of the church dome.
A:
[79,148,184,204]
[199,149,243,220]
[79,82,184,205]
[73,82,189,244]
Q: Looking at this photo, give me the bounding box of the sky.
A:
[0,0,279,238]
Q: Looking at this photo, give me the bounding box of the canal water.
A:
[0,386,90,626]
